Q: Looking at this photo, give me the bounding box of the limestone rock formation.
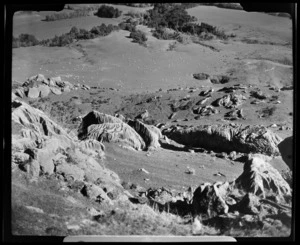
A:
[192,182,231,218]
[234,156,291,200]
[78,110,123,139]
[162,124,282,156]
[212,93,246,108]
[83,123,146,150]
[12,100,71,139]
[127,119,162,149]
[193,105,218,116]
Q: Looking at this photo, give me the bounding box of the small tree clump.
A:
[95,5,122,18]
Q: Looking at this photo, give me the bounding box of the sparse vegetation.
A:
[43,8,93,22]
[94,5,122,18]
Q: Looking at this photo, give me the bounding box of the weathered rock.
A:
[127,119,162,149]
[15,87,26,98]
[193,73,210,80]
[196,97,211,105]
[250,90,268,100]
[38,84,51,98]
[224,108,245,120]
[199,88,213,96]
[56,163,85,182]
[171,100,193,112]
[78,110,123,139]
[12,101,70,138]
[81,183,112,204]
[135,110,149,120]
[193,105,218,116]
[50,87,62,95]
[193,182,229,217]
[234,156,292,200]
[12,152,30,164]
[162,124,282,156]
[210,75,230,84]
[212,94,246,109]
[233,193,260,214]
[278,136,293,170]
[27,87,40,99]
[77,139,105,158]
[218,84,247,93]
[84,123,146,151]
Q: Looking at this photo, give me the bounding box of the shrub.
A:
[44,9,91,22]
[129,30,147,46]
[95,5,122,18]
[12,33,40,48]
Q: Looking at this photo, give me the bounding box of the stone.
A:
[15,88,26,98]
[12,152,30,164]
[127,119,162,149]
[80,184,112,204]
[234,156,292,200]
[278,136,293,170]
[233,193,260,214]
[56,163,85,182]
[193,105,218,116]
[212,94,246,109]
[209,75,230,84]
[192,182,229,218]
[27,87,40,99]
[193,73,210,80]
[38,84,51,98]
[50,87,62,95]
[162,124,282,156]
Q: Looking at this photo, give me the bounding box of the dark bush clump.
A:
[44,8,92,21]
[95,5,122,18]
[129,30,147,46]
[12,33,40,48]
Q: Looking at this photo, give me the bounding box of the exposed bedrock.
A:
[162,124,282,156]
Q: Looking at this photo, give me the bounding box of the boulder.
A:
[12,152,30,164]
[193,105,218,116]
[127,119,162,149]
[233,193,260,214]
[12,100,71,138]
[234,156,291,200]
[193,73,210,80]
[50,87,62,95]
[135,110,149,120]
[278,136,293,170]
[193,182,229,218]
[212,94,246,109]
[209,75,230,84]
[81,183,112,203]
[77,139,105,157]
[84,123,146,150]
[56,163,85,182]
[78,110,123,139]
[199,88,214,96]
[162,124,282,156]
[15,87,26,98]
[38,84,51,98]
[27,87,40,99]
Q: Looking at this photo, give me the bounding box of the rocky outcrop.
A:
[12,100,71,139]
[78,110,123,139]
[193,73,210,80]
[234,156,291,200]
[127,119,162,149]
[224,108,245,120]
[192,105,218,116]
[193,182,231,218]
[11,101,126,206]
[83,123,146,151]
[278,136,293,170]
[162,124,282,156]
[212,93,246,109]
[13,74,91,100]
